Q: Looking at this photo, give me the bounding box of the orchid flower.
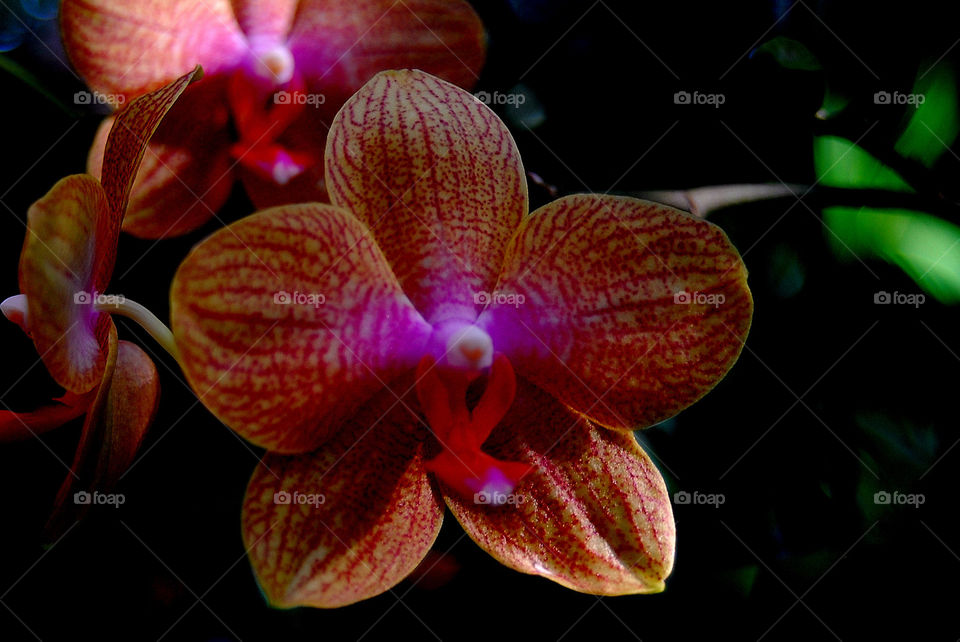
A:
[61,0,486,238]
[0,69,199,536]
[169,70,753,607]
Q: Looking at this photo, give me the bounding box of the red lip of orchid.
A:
[0,69,200,537]
[169,69,754,607]
[62,0,487,238]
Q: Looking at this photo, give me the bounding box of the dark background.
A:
[1,1,958,640]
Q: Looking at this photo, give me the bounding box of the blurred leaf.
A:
[813,135,912,192]
[814,136,960,303]
[753,36,822,71]
[894,64,959,168]
[824,206,960,303]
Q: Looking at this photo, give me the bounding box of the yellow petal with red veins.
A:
[242,384,443,608]
[480,194,753,431]
[88,82,235,239]
[445,381,675,595]
[291,0,485,105]
[45,328,159,539]
[169,203,432,453]
[325,69,528,325]
[61,0,246,99]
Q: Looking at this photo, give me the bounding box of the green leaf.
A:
[824,206,960,303]
[813,135,912,192]
[814,136,960,303]
[894,64,959,168]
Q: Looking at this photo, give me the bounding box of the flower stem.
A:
[95,298,179,362]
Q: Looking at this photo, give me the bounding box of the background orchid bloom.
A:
[169,69,753,607]
[0,69,199,536]
[61,0,486,238]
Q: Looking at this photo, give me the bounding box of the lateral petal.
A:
[61,0,246,98]
[170,203,433,452]
[480,195,753,430]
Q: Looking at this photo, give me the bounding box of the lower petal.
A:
[242,385,443,608]
[445,381,675,595]
[45,333,160,539]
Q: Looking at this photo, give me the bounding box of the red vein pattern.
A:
[170,203,433,453]
[61,0,246,98]
[63,0,486,237]
[242,381,443,608]
[290,0,485,106]
[445,380,675,594]
[481,194,753,430]
[325,69,528,325]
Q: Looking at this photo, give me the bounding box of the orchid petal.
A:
[61,0,246,98]
[19,174,114,393]
[88,84,235,238]
[45,329,159,539]
[230,0,298,46]
[242,386,443,608]
[480,195,753,431]
[170,203,433,453]
[326,69,527,324]
[100,65,204,222]
[446,381,675,595]
[18,68,205,392]
[290,0,485,106]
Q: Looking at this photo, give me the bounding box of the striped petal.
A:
[325,69,527,324]
[17,68,204,392]
[169,203,433,453]
[88,82,235,238]
[242,384,442,608]
[290,0,485,106]
[479,195,753,431]
[45,330,159,539]
[61,0,246,99]
[445,380,675,595]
